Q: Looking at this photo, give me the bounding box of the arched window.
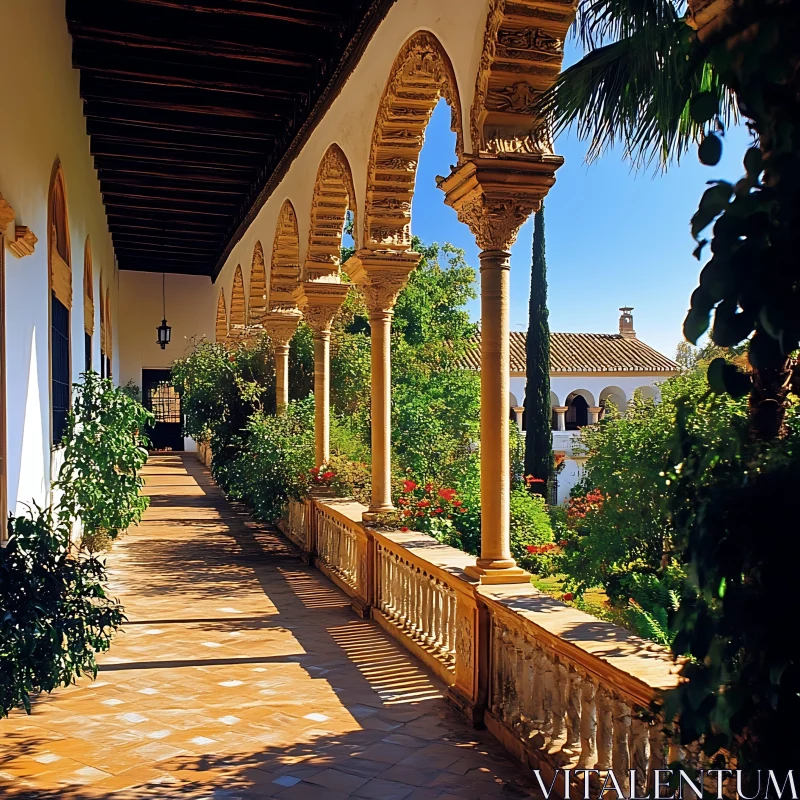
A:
[48,162,71,445]
[565,392,591,430]
[83,237,94,372]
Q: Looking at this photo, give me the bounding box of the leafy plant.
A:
[56,372,153,547]
[0,507,125,716]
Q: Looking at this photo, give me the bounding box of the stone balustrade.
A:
[274,490,684,796]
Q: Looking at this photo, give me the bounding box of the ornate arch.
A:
[270,200,302,310]
[48,160,71,309]
[215,288,228,343]
[248,241,267,327]
[470,1,574,157]
[304,144,357,281]
[83,237,94,336]
[228,264,246,340]
[363,31,464,251]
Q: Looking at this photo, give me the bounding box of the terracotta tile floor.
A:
[1,454,540,799]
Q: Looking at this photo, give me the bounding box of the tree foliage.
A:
[524,208,553,492]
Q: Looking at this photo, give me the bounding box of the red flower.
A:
[310,467,319,475]
[559,539,568,547]
[402,480,418,492]
[322,471,335,481]
[452,499,462,507]
[402,509,412,518]
[438,487,457,502]
[432,508,442,515]
[525,475,545,485]
[400,526,409,533]
[417,499,431,508]
[562,592,574,602]
[416,511,424,517]
[398,497,409,506]
[424,483,433,493]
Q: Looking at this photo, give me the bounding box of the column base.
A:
[464,562,531,585]
[362,505,395,523]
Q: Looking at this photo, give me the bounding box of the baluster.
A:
[413,568,422,639]
[516,638,533,738]
[550,661,568,746]
[631,717,650,798]
[423,576,434,646]
[541,650,556,739]
[506,630,522,731]
[491,621,504,717]
[648,719,667,774]
[612,699,631,796]
[528,643,544,734]
[563,667,582,755]
[576,678,597,769]
[446,590,457,662]
[595,688,613,771]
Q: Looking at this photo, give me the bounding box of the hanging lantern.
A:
[157,273,171,349]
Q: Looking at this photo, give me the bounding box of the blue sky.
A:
[409,46,751,359]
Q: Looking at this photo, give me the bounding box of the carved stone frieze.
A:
[439,157,562,251]
[263,309,302,346]
[305,144,357,280]
[215,288,228,343]
[345,250,421,314]
[686,0,733,39]
[294,281,349,334]
[270,199,302,304]
[228,264,246,336]
[9,226,37,258]
[248,241,267,325]
[471,0,576,157]
[364,31,464,251]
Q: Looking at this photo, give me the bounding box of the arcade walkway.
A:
[0,455,539,799]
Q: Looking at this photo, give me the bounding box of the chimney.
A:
[619,307,636,338]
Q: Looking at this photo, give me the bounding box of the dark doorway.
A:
[142,369,184,452]
[565,394,589,430]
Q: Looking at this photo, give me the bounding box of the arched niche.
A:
[215,288,228,343]
[635,384,660,403]
[270,199,302,310]
[248,241,267,328]
[600,385,627,418]
[304,144,357,282]
[363,31,463,251]
[48,161,71,308]
[228,265,246,340]
[565,389,594,430]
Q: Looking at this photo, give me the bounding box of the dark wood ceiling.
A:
[67,0,393,277]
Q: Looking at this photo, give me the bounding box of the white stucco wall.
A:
[212,0,490,312]
[509,372,671,505]
[0,0,119,512]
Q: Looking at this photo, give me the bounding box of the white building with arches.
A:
[465,308,679,503]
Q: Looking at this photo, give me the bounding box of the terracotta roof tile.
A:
[462,331,679,374]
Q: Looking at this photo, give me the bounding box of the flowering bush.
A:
[392,479,468,540]
[296,465,337,498]
[566,488,605,527]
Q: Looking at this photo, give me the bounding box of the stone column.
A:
[587,406,602,425]
[512,406,524,432]
[346,251,420,516]
[554,407,567,431]
[263,310,302,414]
[295,282,349,466]
[441,158,559,584]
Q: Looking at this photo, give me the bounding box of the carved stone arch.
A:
[248,241,267,327]
[363,31,464,251]
[270,199,302,310]
[215,288,228,343]
[304,144,357,281]
[470,0,575,157]
[83,237,94,335]
[229,264,246,340]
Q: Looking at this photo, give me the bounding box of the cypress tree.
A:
[523,207,552,496]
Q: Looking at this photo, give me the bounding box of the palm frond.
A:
[537,16,736,168]
[573,0,686,49]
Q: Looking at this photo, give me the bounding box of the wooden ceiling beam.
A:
[108,199,232,217]
[83,101,280,138]
[99,178,250,198]
[103,190,240,210]
[119,0,343,28]
[90,140,261,170]
[109,226,223,241]
[116,261,213,276]
[106,212,228,229]
[80,73,296,119]
[86,120,273,154]
[94,158,253,182]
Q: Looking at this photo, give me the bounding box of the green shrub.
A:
[0,508,125,716]
[57,372,153,546]
[510,488,554,572]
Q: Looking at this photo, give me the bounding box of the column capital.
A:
[438,156,562,251]
[263,309,302,347]
[554,406,568,413]
[294,281,349,334]
[344,249,421,314]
